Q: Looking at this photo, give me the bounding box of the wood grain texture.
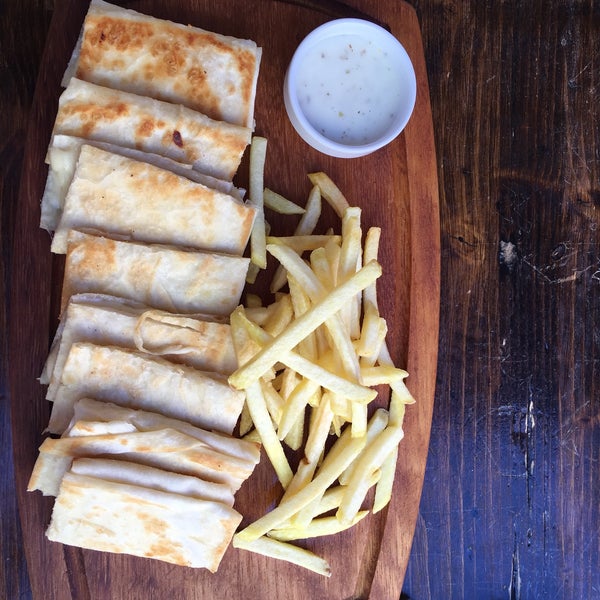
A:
[402,1,600,598]
[3,1,599,600]
[3,1,438,599]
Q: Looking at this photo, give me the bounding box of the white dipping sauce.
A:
[295,34,404,145]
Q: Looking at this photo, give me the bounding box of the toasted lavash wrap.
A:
[51,78,251,180]
[40,293,237,397]
[63,0,261,128]
[68,457,236,506]
[46,342,245,435]
[41,135,244,232]
[65,398,261,466]
[46,471,241,571]
[29,426,258,497]
[61,231,249,316]
[51,145,256,255]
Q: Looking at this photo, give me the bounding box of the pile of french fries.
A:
[228,139,415,576]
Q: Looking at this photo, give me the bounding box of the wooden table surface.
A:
[1,1,598,599]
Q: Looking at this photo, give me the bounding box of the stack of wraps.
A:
[29,0,263,572]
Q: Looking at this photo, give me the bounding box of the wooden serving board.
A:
[8,0,439,598]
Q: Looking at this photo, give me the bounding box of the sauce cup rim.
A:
[283,18,417,159]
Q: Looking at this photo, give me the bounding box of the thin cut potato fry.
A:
[287,275,318,361]
[260,379,284,425]
[233,170,413,576]
[268,510,369,542]
[373,446,398,513]
[283,409,305,451]
[245,293,263,308]
[304,392,334,465]
[314,471,381,518]
[235,423,367,541]
[244,382,293,488]
[232,535,331,577]
[263,294,294,337]
[239,310,374,402]
[228,261,382,390]
[377,341,416,406]
[338,207,362,339]
[270,184,321,293]
[278,378,319,441]
[338,408,389,485]
[245,261,261,284]
[308,172,350,218]
[362,227,382,308]
[361,365,409,386]
[281,456,318,503]
[243,428,262,444]
[248,136,268,269]
[267,244,362,380]
[295,185,322,235]
[389,390,409,429]
[264,188,305,215]
[267,235,341,254]
[337,425,404,525]
[239,401,254,436]
[350,401,368,438]
[244,305,274,326]
[310,247,335,291]
[329,393,353,422]
[357,303,387,358]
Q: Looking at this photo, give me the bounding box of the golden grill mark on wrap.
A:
[61,231,250,317]
[52,79,251,181]
[46,472,242,571]
[63,0,262,128]
[52,145,256,255]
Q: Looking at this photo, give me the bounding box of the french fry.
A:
[268,510,369,542]
[338,408,389,485]
[337,425,404,525]
[228,261,382,390]
[278,378,319,441]
[304,392,334,465]
[338,207,362,339]
[362,227,382,308]
[263,294,294,337]
[361,365,409,386]
[350,401,368,438]
[287,275,318,361]
[308,172,350,218]
[259,379,284,425]
[232,535,331,577]
[245,261,261,284]
[245,293,263,308]
[243,428,262,444]
[295,185,322,235]
[282,456,318,503]
[235,423,367,541]
[264,188,305,215]
[373,446,398,513]
[248,136,268,269]
[239,401,254,436]
[357,303,387,360]
[315,471,381,518]
[235,170,413,577]
[270,184,322,292]
[267,243,363,381]
[267,235,341,254]
[283,410,305,452]
[244,381,293,489]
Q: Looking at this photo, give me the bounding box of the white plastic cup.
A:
[284,18,417,158]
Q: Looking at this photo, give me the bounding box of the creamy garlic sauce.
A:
[295,34,403,145]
